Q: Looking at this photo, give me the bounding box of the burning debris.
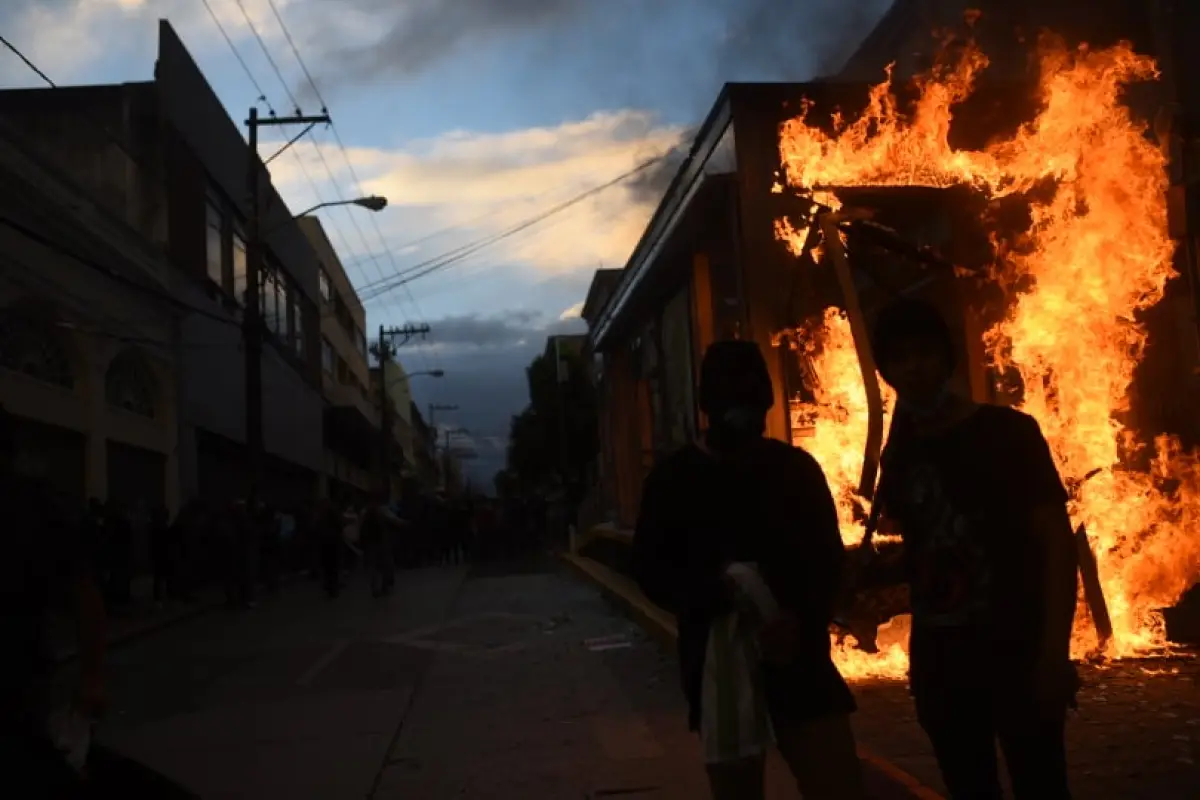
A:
[773,36,1200,678]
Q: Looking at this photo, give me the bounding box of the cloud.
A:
[402,306,586,488]
[559,302,585,320]
[267,109,686,278]
[312,0,583,89]
[306,0,891,108]
[0,0,293,86]
[423,311,543,350]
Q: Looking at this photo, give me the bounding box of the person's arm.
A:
[631,463,728,617]
[790,451,846,630]
[1012,415,1077,666]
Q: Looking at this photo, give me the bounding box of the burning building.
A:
[582,4,1200,677]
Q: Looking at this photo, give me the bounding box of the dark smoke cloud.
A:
[310,0,891,100]
[625,127,696,204]
[316,0,583,88]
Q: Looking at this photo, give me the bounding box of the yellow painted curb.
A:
[560,551,946,800]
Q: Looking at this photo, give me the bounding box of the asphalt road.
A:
[71,558,929,799]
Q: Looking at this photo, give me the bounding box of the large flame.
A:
[776,39,1200,679]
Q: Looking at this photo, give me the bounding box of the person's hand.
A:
[1033,655,1079,709]
[758,612,799,665]
[73,671,107,720]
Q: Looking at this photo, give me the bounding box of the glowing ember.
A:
[776,39,1200,679]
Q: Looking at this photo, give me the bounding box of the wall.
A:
[0,126,180,512]
[154,21,320,305]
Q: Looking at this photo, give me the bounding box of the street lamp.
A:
[293,195,388,219]
[389,369,444,385]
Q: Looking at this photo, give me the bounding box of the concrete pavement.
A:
[82,557,936,798]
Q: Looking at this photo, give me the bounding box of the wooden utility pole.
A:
[374,323,430,501]
[244,106,329,499]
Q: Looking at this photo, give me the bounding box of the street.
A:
[67,559,925,799]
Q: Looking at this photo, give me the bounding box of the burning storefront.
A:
[772,24,1200,677]
[582,3,1200,680]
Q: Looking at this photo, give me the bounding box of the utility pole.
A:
[244,106,329,499]
[374,323,431,501]
[428,403,459,490]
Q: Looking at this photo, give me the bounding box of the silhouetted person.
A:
[871,299,1078,799]
[632,340,863,799]
[0,408,108,792]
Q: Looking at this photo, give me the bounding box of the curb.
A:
[54,598,223,667]
[560,551,946,800]
[55,571,313,667]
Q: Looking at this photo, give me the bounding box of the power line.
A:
[0,33,55,86]
[357,154,667,301]
[200,0,401,343]
[265,0,326,112]
[199,0,270,110]
[258,2,434,370]
[232,0,303,114]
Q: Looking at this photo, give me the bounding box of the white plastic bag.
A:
[699,562,778,764]
[46,707,93,773]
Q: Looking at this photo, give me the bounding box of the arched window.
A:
[105,350,158,418]
[0,313,75,388]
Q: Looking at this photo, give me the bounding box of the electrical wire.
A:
[259,1,435,370]
[356,153,667,301]
[199,0,270,108]
[232,0,303,114]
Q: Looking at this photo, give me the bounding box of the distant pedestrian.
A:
[360,493,403,597]
[870,299,1078,799]
[632,340,864,800]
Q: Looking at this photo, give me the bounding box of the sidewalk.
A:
[369,555,933,799]
[52,572,312,665]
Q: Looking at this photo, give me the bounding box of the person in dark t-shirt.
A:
[871,299,1079,800]
[633,340,863,800]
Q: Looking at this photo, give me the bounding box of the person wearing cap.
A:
[632,340,863,799]
[870,299,1078,799]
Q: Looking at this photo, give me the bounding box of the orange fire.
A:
[776,39,1200,678]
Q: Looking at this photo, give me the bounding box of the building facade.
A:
[0,119,179,523]
[0,21,326,507]
[299,216,378,503]
[584,0,1200,529]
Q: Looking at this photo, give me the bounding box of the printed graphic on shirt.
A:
[900,459,991,628]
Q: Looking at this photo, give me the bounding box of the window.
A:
[319,267,332,304]
[292,295,305,357]
[105,350,157,418]
[321,337,334,374]
[205,197,224,285]
[276,280,291,336]
[0,313,74,388]
[263,268,280,336]
[232,225,247,305]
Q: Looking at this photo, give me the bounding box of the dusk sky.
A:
[0,0,889,484]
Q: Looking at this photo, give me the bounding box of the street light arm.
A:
[264,196,390,237]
